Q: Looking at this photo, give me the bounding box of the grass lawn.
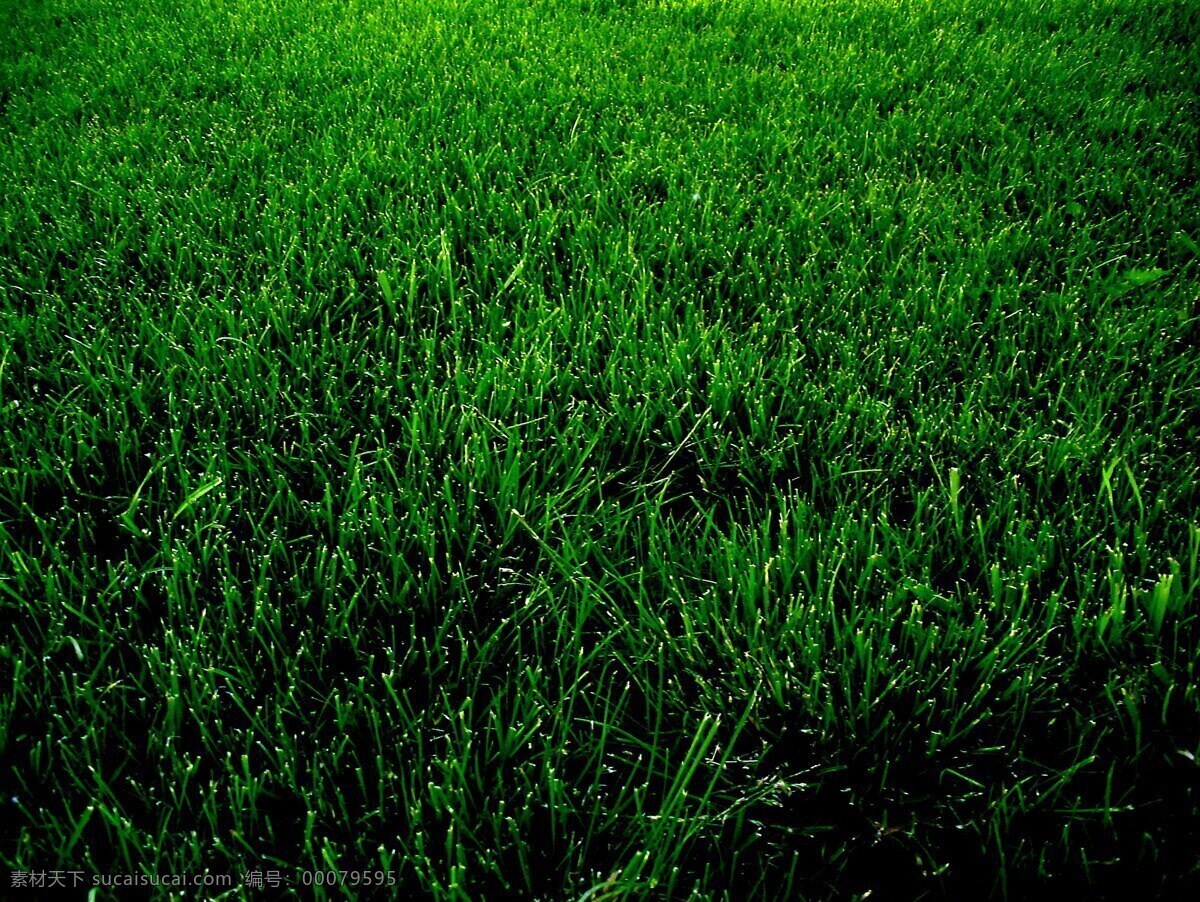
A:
[2,0,1199,897]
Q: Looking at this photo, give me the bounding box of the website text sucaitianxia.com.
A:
[11,871,232,890]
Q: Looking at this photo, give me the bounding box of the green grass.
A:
[2,0,1199,897]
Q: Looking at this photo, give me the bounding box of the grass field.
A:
[2,0,1199,897]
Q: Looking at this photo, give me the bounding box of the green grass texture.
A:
[2,0,1199,898]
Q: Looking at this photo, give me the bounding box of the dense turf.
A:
[2,0,1199,897]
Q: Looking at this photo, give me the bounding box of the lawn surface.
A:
[2,0,1199,897]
